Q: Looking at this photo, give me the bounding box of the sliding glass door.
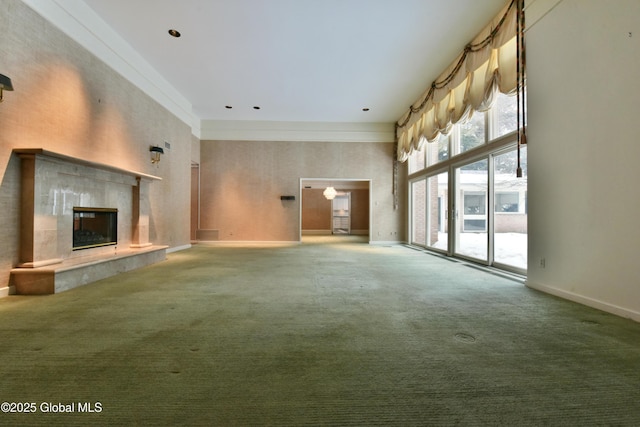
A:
[426,172,448,251]
[410,171,448,252]
[410,179,426,246]
[410,147,527,273]
[450,148,527,272]
[493,146,527,271]
[407,92,526,274]
[454,159,488,262]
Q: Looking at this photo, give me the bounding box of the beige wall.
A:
[349,189,370,233]
[0,0,192,293]
[302,189,332,232]
[200,140,406,242]
[526,0,640,320]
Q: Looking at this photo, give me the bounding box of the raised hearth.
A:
[10,149,167,294]
[11,246,166,294]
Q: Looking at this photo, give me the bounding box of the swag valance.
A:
[396,0,518,162]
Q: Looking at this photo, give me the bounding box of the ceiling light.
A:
[362,108,370,111]
[253,106,261,110]
[168,29,181,38]
[225,105,232,109]
[323,187,337,200]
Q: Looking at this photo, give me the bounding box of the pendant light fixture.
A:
[323,186,337,200]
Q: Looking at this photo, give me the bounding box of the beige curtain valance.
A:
[396,0,517,162]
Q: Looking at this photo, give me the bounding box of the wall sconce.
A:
[150,146,164,164]
[323,186,337,200]
[0,74,14,103]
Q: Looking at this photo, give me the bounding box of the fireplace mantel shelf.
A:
[13,148,162,181]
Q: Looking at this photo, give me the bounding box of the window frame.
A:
[407,92,526,273]
[407,93,518,177]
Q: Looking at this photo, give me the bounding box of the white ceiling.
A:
[81,0,508,125]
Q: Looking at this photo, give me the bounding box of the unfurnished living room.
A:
[1,0,640,425]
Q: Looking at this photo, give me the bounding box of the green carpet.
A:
[1,237,639,426]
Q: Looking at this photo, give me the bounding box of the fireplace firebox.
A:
[73,208,118,250]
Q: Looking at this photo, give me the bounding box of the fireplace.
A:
[11,149,166,295]
[73,207,118,250]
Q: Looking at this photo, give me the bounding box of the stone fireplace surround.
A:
[10,149,167,294]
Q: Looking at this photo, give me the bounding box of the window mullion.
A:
[488,154,495,265]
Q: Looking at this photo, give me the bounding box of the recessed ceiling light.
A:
[225,105,232,109]
[168,29,181,38]
[362,108,370,112]
[253,106,261,110]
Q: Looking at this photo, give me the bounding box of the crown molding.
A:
[21,0,198,135]
[525,0,564,31]
[200,120,395,143]
[19,1,403,143]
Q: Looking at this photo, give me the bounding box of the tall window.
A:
[408,92,527,274]
[411,179,426,245]
[428,133,449,166]
[427,172,448,251]
[455,159,488,260]
[494,147,527,269]
[408,144,426,174]
[458,111,485,154]
[493,92,518,138]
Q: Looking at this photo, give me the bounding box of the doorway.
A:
[190,162,200,242]
[332,192,351,235]
[300,179,371,241]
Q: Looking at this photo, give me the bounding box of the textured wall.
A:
[200,140,405,242]
[0,0,192,293]
[302,189,332,232]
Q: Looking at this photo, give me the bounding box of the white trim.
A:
[526,281,640,323]
[369,241,404,246]
[21,0,197,134]
[201,120,395,143]
[195,241,301,247]
[525,0,564,31]
[167,244,192,254]
[0,286,15,298]
[369,180,374,242]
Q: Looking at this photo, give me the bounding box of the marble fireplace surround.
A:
[10,149,167,294]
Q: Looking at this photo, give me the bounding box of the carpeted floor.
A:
[1,237,639,426]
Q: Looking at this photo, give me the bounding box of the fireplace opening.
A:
[73,207,118,250]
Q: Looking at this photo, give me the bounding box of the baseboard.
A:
[197,241,301,246]
[0,285,15,298]
[167,244,192,254]
[302,230,331,235]
[369,240,403,246]
[299,230,371,236]
[526,281,640,323]
[351,229,369,236]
